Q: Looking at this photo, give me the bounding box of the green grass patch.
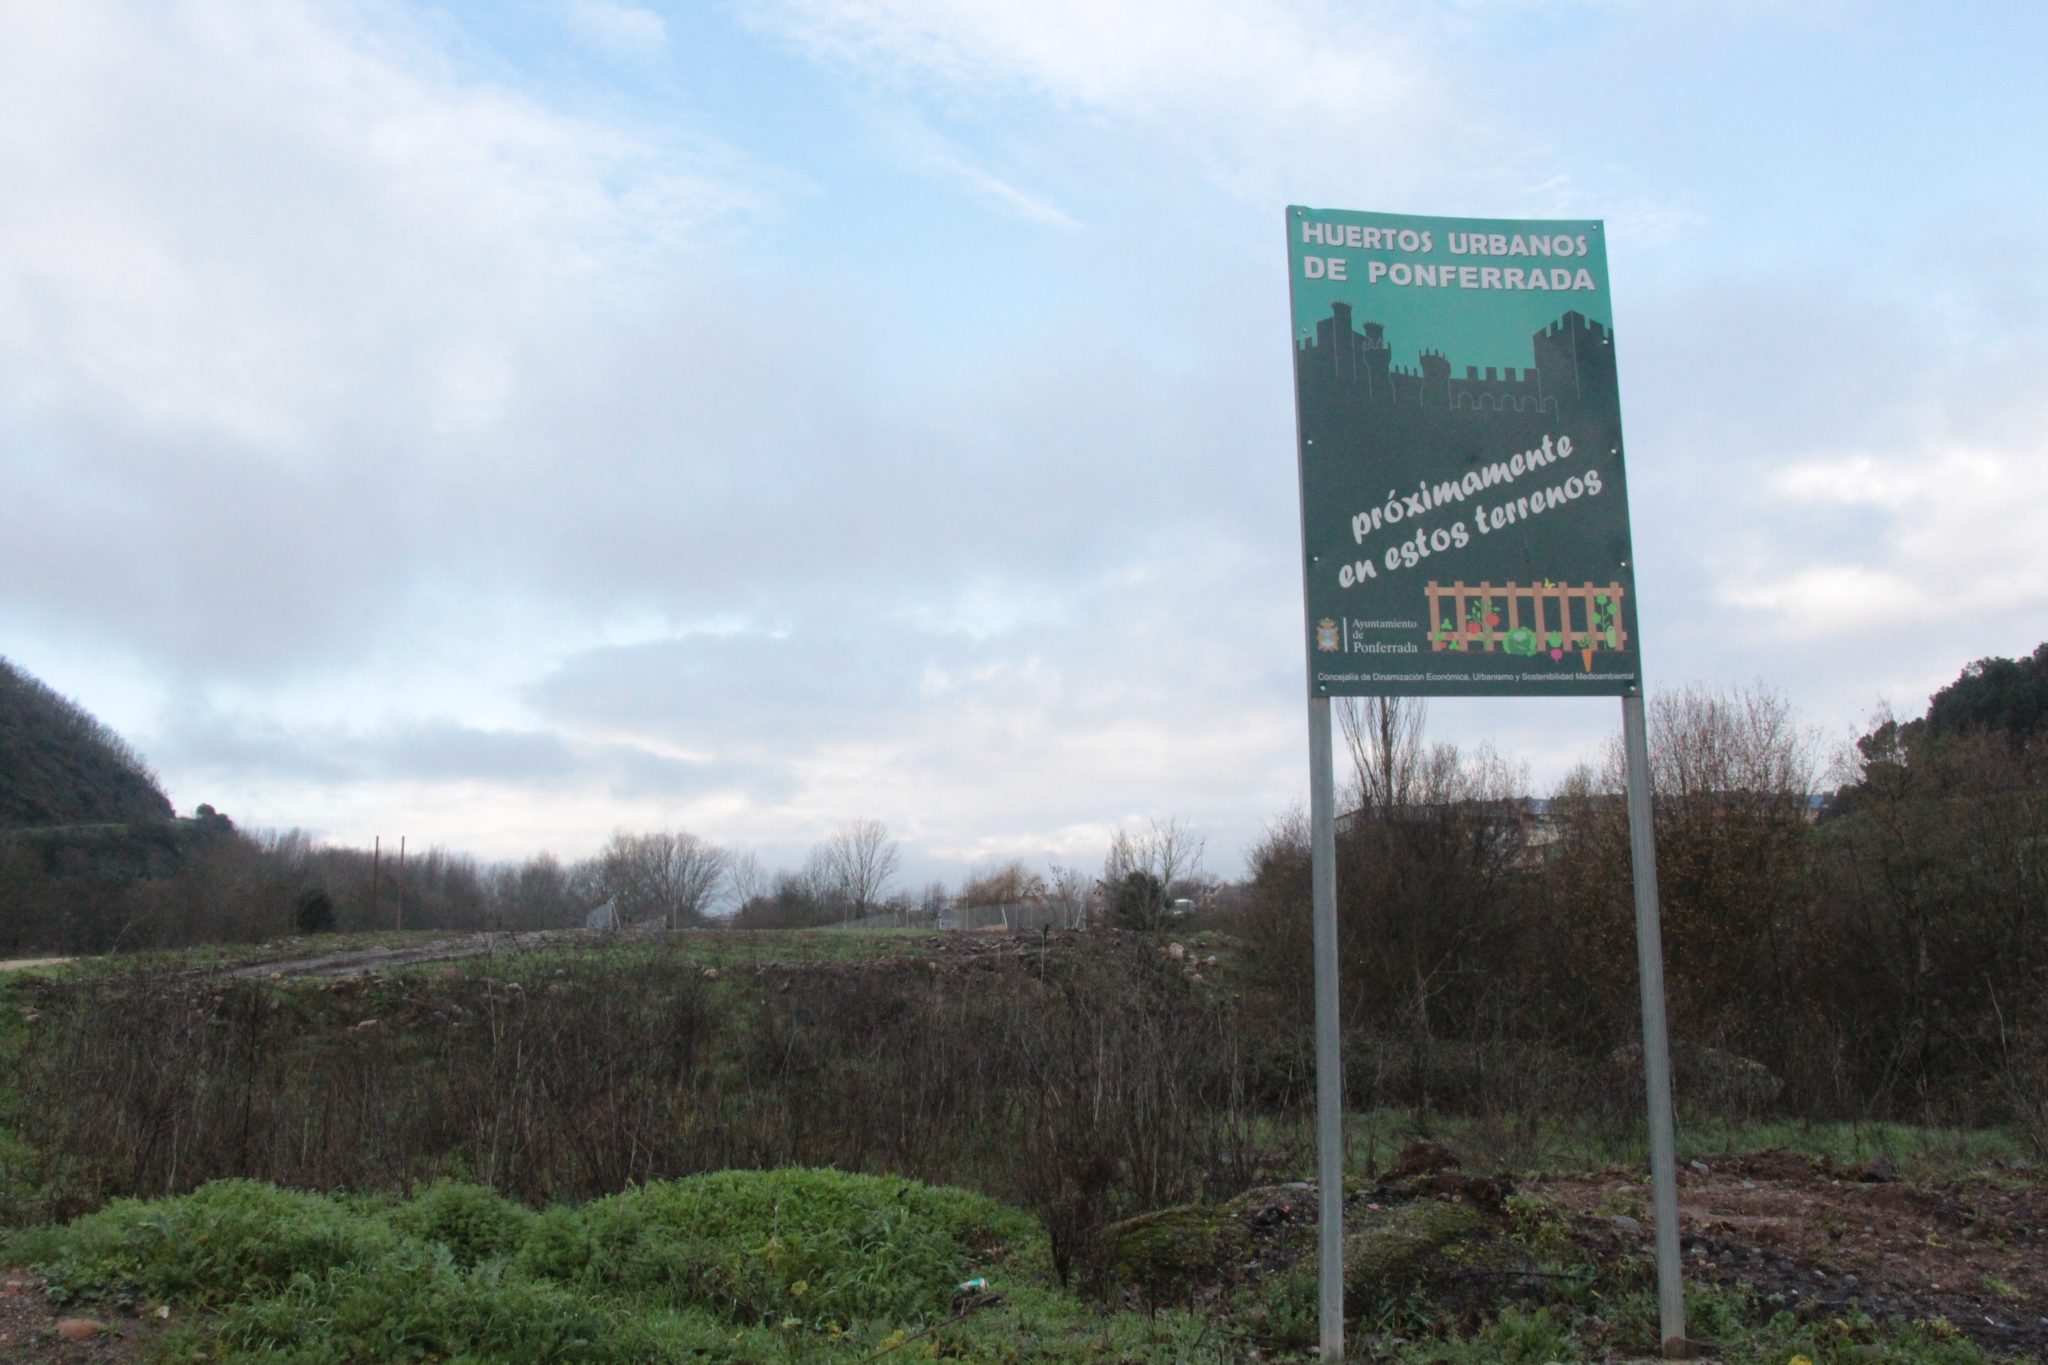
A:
[527,1167,1035,1327]
[1344,1107,2039,1185]
[6,1167,2034,1363]
[2,1167,1248,1363]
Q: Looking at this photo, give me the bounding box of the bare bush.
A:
[12,935,1289,1274]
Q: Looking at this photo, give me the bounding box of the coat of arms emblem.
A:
[1315,619,1341,653]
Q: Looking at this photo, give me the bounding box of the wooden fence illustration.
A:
[1425,580,1627,665]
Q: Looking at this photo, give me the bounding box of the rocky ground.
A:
[1531,1150,2048,1359]
[0,1269,173,1363]
[1102,1140,2047,1361]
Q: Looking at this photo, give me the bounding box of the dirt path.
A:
[1530,1151,2048,1358]
[0,959,72,973]
[224,922,1086,984]
[222,928,592,980]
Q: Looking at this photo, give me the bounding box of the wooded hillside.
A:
[0,657,172,828]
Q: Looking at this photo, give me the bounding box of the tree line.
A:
[6,638,2044,1135]
[1239,643,2047,1129]
[0,800,1216,951]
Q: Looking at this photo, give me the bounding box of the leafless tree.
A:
[725,849,767,916]
[1600,682,1816,805]
[1338,696,1427,813]
[821,818,900,922]
[1046,862,1093,929]
[596,830,731,930]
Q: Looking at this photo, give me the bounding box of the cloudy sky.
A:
[3,0,2044,887]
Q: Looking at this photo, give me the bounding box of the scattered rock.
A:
[56,1317,103,1341]
[1611,1214,1644,1234]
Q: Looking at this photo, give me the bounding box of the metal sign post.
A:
[1623,692,1687,1354]
[1286,204,1688,1360]
[1307,695,1344,1361]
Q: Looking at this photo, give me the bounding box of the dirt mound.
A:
[1531,1150,2048,1358]
[1098,1143,2046,1358]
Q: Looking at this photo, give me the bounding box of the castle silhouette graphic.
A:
[1295,302,1618,420]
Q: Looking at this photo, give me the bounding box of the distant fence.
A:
[951,902,1083,933]
[838,911,926,931]
[834,904,1087,932]
[1426,580,1627,660]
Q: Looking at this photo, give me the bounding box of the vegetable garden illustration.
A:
[1425,580,1626,670]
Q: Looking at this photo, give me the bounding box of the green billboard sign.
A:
[1287,207,1642,697]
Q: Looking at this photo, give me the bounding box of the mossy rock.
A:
[1100,1203,1247,1303]
[1343,1198,1488,1311]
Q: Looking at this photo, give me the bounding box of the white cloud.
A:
[1715,444,2048,636]
[760,0,1420,118]
[749,0,1491,202]
[0,1,742,446]
[0,0,765,673]
[563,1,670,60]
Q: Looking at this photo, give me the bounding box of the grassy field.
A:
[1342,1108,2037,1187]
[0,1168,2017,1363]
[0,929,2037,1362]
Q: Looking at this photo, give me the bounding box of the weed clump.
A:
[390,1179,534,1269]
[550,1167,1032,1327]
[23,1179,399,1307]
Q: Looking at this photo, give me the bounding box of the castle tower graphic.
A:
[1297,304,1617,421]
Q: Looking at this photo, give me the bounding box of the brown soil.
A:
[1528,1150,2048,1358]
[0,1269,174,1363]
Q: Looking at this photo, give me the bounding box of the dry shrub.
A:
[12,935,1293,1282]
